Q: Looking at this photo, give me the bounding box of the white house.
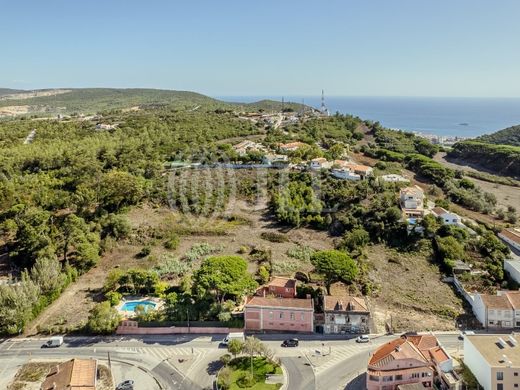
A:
[431,207,463,226]
[309,158,332,170]
[330,168,361,181]
[381,174,410,183]
[262,154,288,167]
[344,163,373,179]
[472,291,520,329]
[499,228,520,253]
[233,140,266,156]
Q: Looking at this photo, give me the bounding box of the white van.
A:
[222,332,245,346]
[42,336,64,348]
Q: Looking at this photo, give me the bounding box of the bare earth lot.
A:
[367,244,464,333]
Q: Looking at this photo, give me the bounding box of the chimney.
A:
[395,346,401,352]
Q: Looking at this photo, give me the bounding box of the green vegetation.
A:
[219,336,280,390]
[86,301,120,334]
[311,250,358,294]
[449,140,520,178]
[478,124,520,146]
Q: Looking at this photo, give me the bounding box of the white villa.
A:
[309,157,332,170]
[431,207,463,226]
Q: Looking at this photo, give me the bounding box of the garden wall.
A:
[116,320,243,335]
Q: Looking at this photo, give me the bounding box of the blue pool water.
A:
[120,300,156,312]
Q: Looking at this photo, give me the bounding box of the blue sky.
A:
[1,0,519,97]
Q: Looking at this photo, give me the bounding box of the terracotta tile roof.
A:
[400,186,425,198]
[267,277,296,289]
[345,163,372,173]
[369,338,427,367]
[246,296,313,310]
[369,334,447,368]
[429,346,450,363]
[324,295,368,312]
[481,294,513,310]
[41,359,97,390]
[500,228,520,245]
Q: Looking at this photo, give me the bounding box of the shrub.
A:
[105,291,122,306]
[86,301,120,334]
[260,232,289,243]
[286,245,315,263]
[164,234,180,250]
[137,245,152,258]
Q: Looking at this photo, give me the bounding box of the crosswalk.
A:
[303,343,375,375]
[115,346,206,370]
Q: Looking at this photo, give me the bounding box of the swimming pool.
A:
[120,300,157,312]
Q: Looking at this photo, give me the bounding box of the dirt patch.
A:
[367,244,464,333]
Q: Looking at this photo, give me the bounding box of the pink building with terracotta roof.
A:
[244,296,314,333]
[367,334,460,390]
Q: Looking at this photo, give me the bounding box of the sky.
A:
[1,0,520,97]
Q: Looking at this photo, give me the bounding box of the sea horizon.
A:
[217,95,520,138]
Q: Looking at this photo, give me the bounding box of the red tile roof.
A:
[246,296,313,310]
[369,334,447,368]
[267,277,296,289]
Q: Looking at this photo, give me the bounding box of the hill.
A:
[449,140,520,178]
[0,88,306,116]
[478,124,520,146]
[0,88,25,97]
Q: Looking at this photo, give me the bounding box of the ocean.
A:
[217,96,520,138]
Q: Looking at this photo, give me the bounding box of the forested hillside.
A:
[478,124,520,146]
[0,88,305,116]
[0,107,260,334]
[449,140,520,178]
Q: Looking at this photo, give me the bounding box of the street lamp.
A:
[186,297,195,333]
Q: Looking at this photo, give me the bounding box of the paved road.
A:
[0,332,463,390]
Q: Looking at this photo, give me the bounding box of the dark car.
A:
[281,338,299,347]
[116,380,134,390]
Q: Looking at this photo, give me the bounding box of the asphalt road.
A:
[0,332,464,390]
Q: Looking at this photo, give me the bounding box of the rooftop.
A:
[267,277,296,289]
[431,207,449,216]
[481,293,513,310]
[323,295,368,312]
[500,228,520,245]
[465,334,520,367]
[369,334,446,368]
[246,296,313,310]
[41,359,97,390]
[400,185,425,198]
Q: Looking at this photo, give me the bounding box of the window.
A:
[395,374,402,380]
[515,372,519,376]
[269,311,273,320]
[497,384,503,390]
[301,313,305,321]
[382,376,393,382]
[497,372,504,380]
[411,373,420,379]
[514,385,518,388]
[290,312,295,320]
[368,375,379,382]
[279,312,284,319]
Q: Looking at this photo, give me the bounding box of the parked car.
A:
[356,335,370,343]
[281,338,299,347]
[116,380,134,390]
